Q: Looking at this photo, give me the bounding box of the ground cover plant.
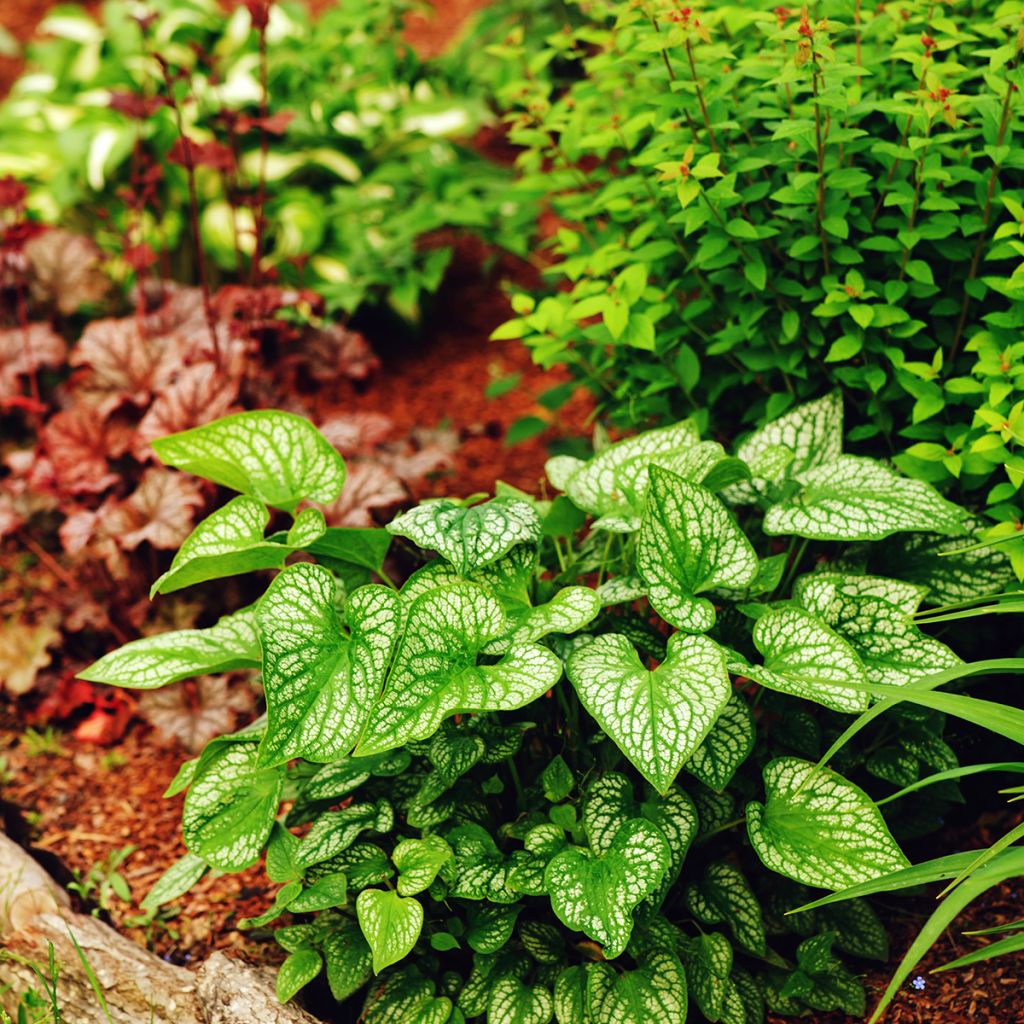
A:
[0,0,532,321]
[489,0,1024,571]
[82,394,1020,1022]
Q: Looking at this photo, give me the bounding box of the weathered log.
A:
[0,833,320,1024]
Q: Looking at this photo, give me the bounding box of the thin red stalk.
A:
[249,23,270,288]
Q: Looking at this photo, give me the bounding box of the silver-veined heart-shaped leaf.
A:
[764,456,966,541]
[295,802,391,869]
[555,420,730,532]
[361,969,451,1024]
[323,918,373,1002]
[726,391,843,505]
[746,757,909,889]
[401,544,536,610]
[488,977,553,1024]
[545,818,670,958]
[151,497,325,596]
[482,586,601,655]
[553,965,589,1024]
[152,409,346,512]
[257,564,400,767]
[685,694,755,791]
[182,738,284,871]
[387,497,541,575]
[582,773,697,911]
[737,606,870,714]
[467,905,521,954]
[393,835,453,896]
[356,889,424,974]
[587,950,688,1024]
[79,604,260,689]
[288,872,348,913]
[140,852,208,912]
[276,947,322,1003]
[639,466,758,632]
[567,632,731,793]
[793,572,961,688]
[682,932,733,1021]
[357,584,561,755]
[684,861,766,955]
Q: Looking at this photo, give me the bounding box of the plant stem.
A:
[685,38,719,153]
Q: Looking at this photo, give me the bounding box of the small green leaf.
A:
[295,803,390,868]
[639,466,758,632]
[358,584,561,755]
[587,950,688,1024]
[140,853,208,912]
[685,861,766,955]
[394,835,454,896]
[488,977,553,1024]
[288,872,348,912]
[746,758,910,889]
[257,564,401,766]
[276,947,322,1003]
[739,606,870,714]
[568,633,732,792]
[467,905,521,953]
[152,410,345,512]
[323,918,373,1002]
[387,497,541,575]
[182,738,284,871]
[356,889,424,973]
[79,605,260,689]
[545,819,670,957]
[683,932,733,1020]
[542,755,575,802]
[685,694,755,790]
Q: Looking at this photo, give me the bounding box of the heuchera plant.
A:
[489,0,1024,571]
[85,395,1013,1022]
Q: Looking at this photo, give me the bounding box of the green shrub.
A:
[0,0,531,320]
[84,397,1015,1022]
[490,0,1024,569]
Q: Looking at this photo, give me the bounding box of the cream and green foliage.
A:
[87,402,992,1021]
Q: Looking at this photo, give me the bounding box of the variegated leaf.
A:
[726,391,843,504]
[684,861,766,955]
[639,466,758,632]
[467,905,520,954]
[79,605,260,689]
[140,852,208,911]
[793,573,961,688]
[182,739,284,871]
[683,932,733,1021]
[587,950,687,1024]
[257,564,400,767]
[482,586,601,655]
[288,872,348,913]
[356,889,424,974]
[553,965,589,1024]
[738,606,870,714]
[746,757,909,889]
[393,835,453,896]
[276,948,322,1003]
[764,456,966,541]
[361,969,451,1024]
[323,918,373,1002]
[152,497,323,595]
[545,819,670,958]
[488,977,553,1024]
[567,632,731,793]
[387,497,541,575]
[596,575,645,607]
[357,584,561,755]
[685,694,755,791]
[295,802,390,868]
[152,409,346,512]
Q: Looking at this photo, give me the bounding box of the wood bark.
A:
[0,833,320,1024]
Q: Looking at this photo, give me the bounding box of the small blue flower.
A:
[911,976,926,991]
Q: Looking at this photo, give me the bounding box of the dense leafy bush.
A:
[85,395,1017,1022]
[0,0,530,320]
[491,0,1024,566]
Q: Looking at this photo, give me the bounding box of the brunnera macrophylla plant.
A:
[490,0,1024,570]
[83,396,1013,1023]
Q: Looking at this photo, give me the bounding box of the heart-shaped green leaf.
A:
[387,497,541,575]
[140,853,208,912]
[152,409,345,512]
[361,970,451,1024]
[322,918,373,1002]
[545,818,670,957]
[682,932,733,1020]
[182,738,284,871]
[288,872,348,912]
[553,965,588,1024]
[257,564,401,767]
[467,905,521,954]
[685,694,755,791]
[152,497,325,595]
[587,950,688,1024]
[764,455,965,541]
[567,632,731,793]
[296,802,391,868]
[639,465,758,632]
[79,604,260,689]
[356,889,424,974]
[684,861,766,955]
[746,757,910,889]
[357,584,561,755]
[793,573,961,687]
[738,606,870,714]
[727,391,843,505]
[394,835,453,896]
[554,420,730,532]
[482,586,601,654]
[276,947,322,1003]
[488,976,553,1024]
